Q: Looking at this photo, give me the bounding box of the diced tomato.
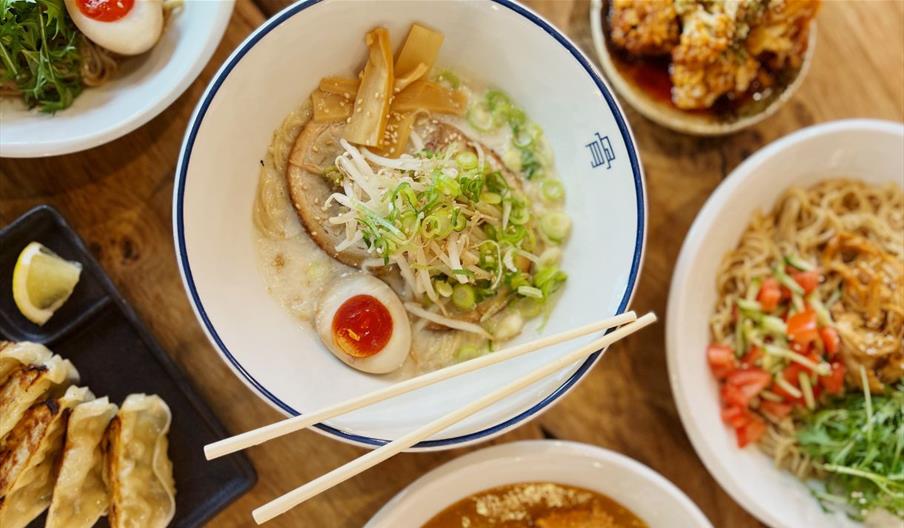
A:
[780,285,792,301]
[741,346,763,368]
[819,327,840,358]
[819,362,846,395]
[736,415,767,448]
[721,405,752,428]
[760,400,793,418]
[773,363,805,404]
[792,270,821,294]
[787,309,819,347]
[721,383,748,409]
[707,344,737,380]
[757,278,782,312]
[724,368,771,406]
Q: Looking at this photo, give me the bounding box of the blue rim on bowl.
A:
[173,0,647,449]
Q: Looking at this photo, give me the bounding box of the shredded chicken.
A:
[823,232,904,392]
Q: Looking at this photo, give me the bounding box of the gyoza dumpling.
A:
[0,354,79,440]
[47,397,118,528]
[0,342,52,386]
[106,394,176,528]
[0,386,94,528]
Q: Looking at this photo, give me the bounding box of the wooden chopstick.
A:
[204,311,637,461]
[251,312,657,524]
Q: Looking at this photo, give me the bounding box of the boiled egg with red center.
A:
[316,274,411,374]
[64,0,164,56]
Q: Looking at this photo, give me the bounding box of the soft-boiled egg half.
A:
[316,274,411,374]
[64,0,164,56]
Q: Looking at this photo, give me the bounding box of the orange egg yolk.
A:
[332,295,393,358]
[76,0,134,22]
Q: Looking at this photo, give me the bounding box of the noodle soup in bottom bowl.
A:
[667,120,904,528]
[175,0,645,450]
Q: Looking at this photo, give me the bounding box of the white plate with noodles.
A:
[0,0,233,158]
[175,0,645,450]
[667,119,904,528]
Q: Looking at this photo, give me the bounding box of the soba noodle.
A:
[710,179,904,476]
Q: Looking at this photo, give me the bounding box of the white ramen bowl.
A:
[175,0,646,450]
[667,120,904,527]
[0,0,234,158]
[366,440,712,527]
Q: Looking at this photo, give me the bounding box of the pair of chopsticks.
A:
[204,310,656,524]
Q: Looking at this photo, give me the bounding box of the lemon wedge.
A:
[12,242,83,326]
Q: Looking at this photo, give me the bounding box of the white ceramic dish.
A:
[174,0,646,450]
[588,0,816,136]
[667,119,904,527]
[0,0,234,158]
[366,440,712,527]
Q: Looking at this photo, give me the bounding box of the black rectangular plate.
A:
[1,205,256,528]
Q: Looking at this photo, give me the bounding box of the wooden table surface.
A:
[1,1,902,526]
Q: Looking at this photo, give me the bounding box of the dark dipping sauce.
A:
[601,0,799,122]
[332,294,393,358]
[422,482,647,528]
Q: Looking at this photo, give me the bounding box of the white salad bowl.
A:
[0,0,234,158]
[365,440,712,527]
[175,0,645,450]
[667,119,904,527]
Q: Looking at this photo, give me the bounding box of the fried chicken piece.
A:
[608,0,680,56]
[670,1,765,109]
[671,50,760,109]
[747,0,821,70]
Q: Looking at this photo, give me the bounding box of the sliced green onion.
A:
[799,372,816,410]
[451,209,467,231]
[480,192,502,205]
[540,212,571,242]
[434,280,453,298]
[507,272,531,290]
[467,103,497,132]
[534,266,567,297]
[540,179,565,202]
[421,213,452,239]
[509,206,530,225]
[513,128,533,148]
[517,286,543,299]
[399,210,419,235]
[452,284,476,310]
[436,69,461,89]
[455,151,478,170]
